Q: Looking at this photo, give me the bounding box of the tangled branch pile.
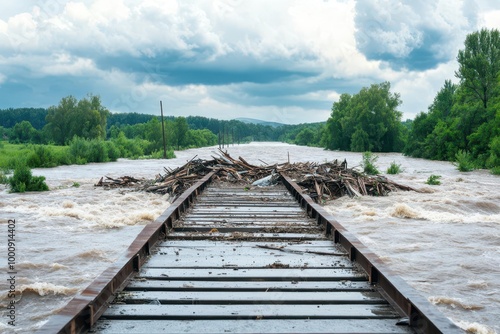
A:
[95,150,416,202]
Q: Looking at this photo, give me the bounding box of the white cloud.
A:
[0,0,498,123]
[40,54,97,76]
[480,10,500,29]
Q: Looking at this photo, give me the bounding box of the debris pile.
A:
[95,150,416,202]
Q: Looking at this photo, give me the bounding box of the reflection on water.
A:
[0,143,498,333]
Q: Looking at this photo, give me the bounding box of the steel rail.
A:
[279,173,461,334]
[38,170,462,334]
[37,171,216,334]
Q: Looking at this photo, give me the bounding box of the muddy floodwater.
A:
[0,142,498,333]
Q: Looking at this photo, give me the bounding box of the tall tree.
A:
[455,28,500,110]
[323,82,403,152]
[174,117,189,149]
[454,29,500,163]
[404,80,458,159]
[45,95,109,144]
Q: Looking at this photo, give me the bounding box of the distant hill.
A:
[233,117,285,128]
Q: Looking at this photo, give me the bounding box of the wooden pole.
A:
[222,124,225,148]
[160,101,167,159]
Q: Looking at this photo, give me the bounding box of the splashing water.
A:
[0,143,498,333]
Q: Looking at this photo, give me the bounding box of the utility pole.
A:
[160,101,167,159]
[222,124,225,148]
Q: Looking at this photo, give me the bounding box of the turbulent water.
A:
[0,142,498,333]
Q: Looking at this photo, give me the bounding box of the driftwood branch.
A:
[95,150,417,201]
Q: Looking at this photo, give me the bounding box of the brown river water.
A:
[0,142,498,333]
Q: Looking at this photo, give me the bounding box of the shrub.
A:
[386,161,403,174]
[8,163,49,193]
[27,145,57,168]
[453,150,475,172]
[486,136,500,170]
[69,136,89,164]
[491,166,500,175]
[426,174,441,185]
[69,136,115,163]
[105,141,120,162]
[166,148,176,159]
[54,149,73,166]
[111,133,145,159]
[87,139,108,163]
[149,148,176,159]
[361,151,380,175]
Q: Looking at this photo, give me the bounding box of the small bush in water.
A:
[361,151,380,175]
[386,161,403,174]
[453,150,475,172]
[426,174,441,185]
[9,163,49,193]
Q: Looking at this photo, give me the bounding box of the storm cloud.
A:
[0,0,498,123]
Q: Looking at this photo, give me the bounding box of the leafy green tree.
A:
[295,128,315,146]
[45,95,109,144]
[10,121,40,143]
[324,93,352,150]
[185,129,217,147]
[454,29,500,164]
[456,28,500,110]
[175,117,189,149]
[404,29,500,171]
[404,80,457,159]
[323,82,403,152]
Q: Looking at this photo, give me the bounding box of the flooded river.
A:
[0,142,498,333]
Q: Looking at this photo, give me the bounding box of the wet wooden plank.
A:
[176,220,313,226]
[167,232,327,241]
[171,227,316,234]
[179,218,313,224]
[102,304,399,319]
[157,240,339,248]
[196,201,299,206]
[138,268,366,281]
[117,291,386,304]
[182,216,309,221]
[191,207,304,213]
[125,280,373,291]
[93,319,415,334]
[146,257,351,269]
[146,246,352,268]
[202,192,292,197]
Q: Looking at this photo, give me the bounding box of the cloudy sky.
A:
[1,0,499,124]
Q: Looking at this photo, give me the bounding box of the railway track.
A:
[39,171,461,333]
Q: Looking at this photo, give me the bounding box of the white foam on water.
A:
[455,320,497,334]
[2,144,499,332]
[19,282,79,296]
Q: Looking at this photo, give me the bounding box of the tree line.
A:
[320,28,499,173]
[403,29,499,172]
[1,104,324,148]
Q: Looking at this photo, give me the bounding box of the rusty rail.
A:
[37,171,216,334]
[39,170,461,334]
[279,173,461,334]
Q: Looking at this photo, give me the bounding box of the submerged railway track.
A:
[39,171,461,333]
